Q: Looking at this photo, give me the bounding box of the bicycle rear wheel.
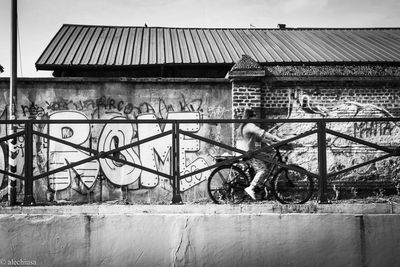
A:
[271,165,314,204]
[207,165,249,204]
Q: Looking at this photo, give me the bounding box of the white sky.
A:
[0,0,399,77]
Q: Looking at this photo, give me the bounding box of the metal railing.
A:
[0,117,399,205]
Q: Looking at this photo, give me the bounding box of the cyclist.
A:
[237,108,283,200]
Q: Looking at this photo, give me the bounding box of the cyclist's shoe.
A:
[245,186,256,200]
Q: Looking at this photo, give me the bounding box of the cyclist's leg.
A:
[245,158,268,199]
[248,158,268,186]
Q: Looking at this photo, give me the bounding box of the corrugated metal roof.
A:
[36,24,400,69]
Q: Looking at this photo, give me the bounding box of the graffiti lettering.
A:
[98,117,142,186]
[42,94,209,120]
[137,114,171,187]
[46,98,73,111]
[136,112,210,190]
[354,121,394,138]
[10,91,228,202]
[21,102,45,118]
[166,112,210,191]
[44,110,210,192]
[48,111,99,191]
[179,94,203,112]
[158,99,174,119]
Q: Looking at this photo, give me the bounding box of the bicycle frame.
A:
[235,148,287,188]
[208,145,314,204]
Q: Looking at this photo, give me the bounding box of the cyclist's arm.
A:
[244,123,282,143]
[261,130,283,143]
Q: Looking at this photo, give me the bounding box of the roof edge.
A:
[0,77,230,83]
[60,23,400,31]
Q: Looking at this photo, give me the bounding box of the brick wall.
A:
[260,81,400,118]
[232,82,262,118]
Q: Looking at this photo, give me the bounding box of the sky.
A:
[0,0,399,78]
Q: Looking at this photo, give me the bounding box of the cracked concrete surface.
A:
[1,204,400,266]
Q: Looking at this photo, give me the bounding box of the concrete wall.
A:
[1,205,400,267]
[0,78,231,203]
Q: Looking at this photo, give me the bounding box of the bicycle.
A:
[207,144,314,204]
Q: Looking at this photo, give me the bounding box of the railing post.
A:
[8,0,18,206]
[171,121,183,204]
[23,121,35,205]
[317,120,329,204]
[8,123,18,206]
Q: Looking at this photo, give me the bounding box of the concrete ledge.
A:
[1,203,399,215]
[0,209,399,266]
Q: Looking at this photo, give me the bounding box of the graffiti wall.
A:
[257,86,400,184]
[0,78,231,203]
[2,76,399,203]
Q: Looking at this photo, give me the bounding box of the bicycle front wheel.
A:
[272,165,314,204]
[207,165,249,204]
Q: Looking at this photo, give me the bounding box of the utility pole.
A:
[8,0,18,206]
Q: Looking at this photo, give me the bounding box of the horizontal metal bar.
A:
[326,129,395,154]
[0,130,25,143]
[328,180,395,189]
[0,169,25,180]
[0,119,179,124]
[327,153,394,178]
[1,117,400,125]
